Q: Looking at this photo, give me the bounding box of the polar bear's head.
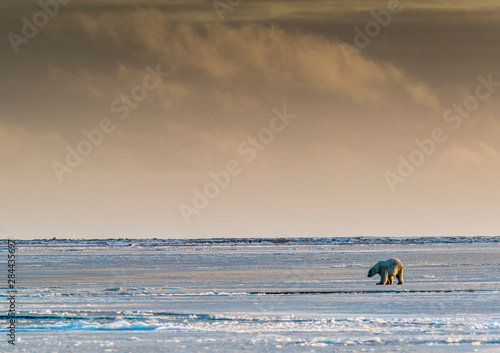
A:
[367,263,380,277]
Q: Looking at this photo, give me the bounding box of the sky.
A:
[1,0,500,239]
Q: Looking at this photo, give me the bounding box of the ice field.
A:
[2,237,500,352]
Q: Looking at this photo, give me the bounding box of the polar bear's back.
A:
[384,258,403,275]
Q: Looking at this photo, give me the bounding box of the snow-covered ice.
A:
[2,237,500,352]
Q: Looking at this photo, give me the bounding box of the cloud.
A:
[48,8,440,114]
[31,8,446,181]
[441,141,500,166]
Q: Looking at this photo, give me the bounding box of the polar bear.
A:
[367,258,403,285]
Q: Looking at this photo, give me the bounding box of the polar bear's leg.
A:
[387,276,393,285]
[396,269,404,285]
[377,270,388,285]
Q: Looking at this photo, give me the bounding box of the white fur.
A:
[367,258,404,285]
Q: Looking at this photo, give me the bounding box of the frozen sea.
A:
[2,236,500,352]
